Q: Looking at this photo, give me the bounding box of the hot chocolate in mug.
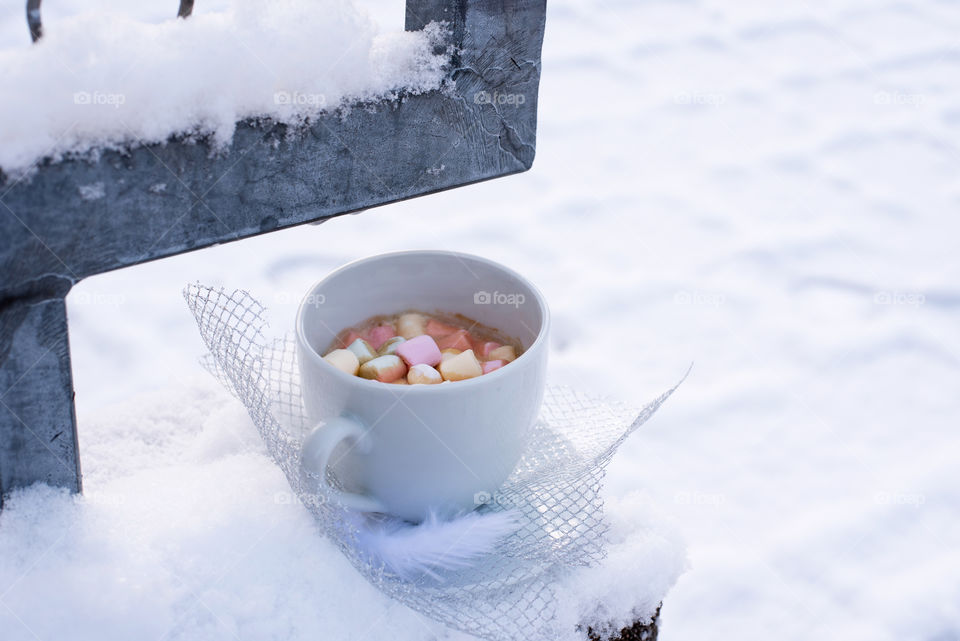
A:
[297,250,549,522]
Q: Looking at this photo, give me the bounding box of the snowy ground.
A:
[3,0,960,639]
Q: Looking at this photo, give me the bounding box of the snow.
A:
[0,0,448,176]
[3,0,960,639]
[0,381,680,641]
[77,182,105,200]
[0,387,442,641]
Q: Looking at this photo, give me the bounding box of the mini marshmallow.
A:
[358,355,407,383]
[347,338,378,365]
[487,345,517,362]
[323,349,360,375]
[407,363,442,385]
[426,318,458,338]
[395,334,442,367]
[437,329,472,352]
[481,359,506,375]
[478,341,502,358]
[340,330,364,349]
[397,313,427,339]
[440,348,461,362]
[439,349,482,381]
[366,324,396,350]
[377,336,406,356]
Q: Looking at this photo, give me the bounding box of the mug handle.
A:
[300,415,386,513]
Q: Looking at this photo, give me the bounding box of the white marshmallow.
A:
[347,338,377,365]
[358,354,407,383]
[377,336,406,356]
[396,312,427,339]
[407,363,443,385]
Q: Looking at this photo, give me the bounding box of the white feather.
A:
[355,510,521,580]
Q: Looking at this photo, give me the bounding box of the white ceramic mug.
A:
[296,250,549,522]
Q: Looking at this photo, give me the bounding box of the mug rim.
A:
[296,249,550,394]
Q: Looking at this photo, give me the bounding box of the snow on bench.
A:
[4,0,452,176]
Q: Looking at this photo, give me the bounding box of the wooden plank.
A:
[0,0,544,285]
[0,289,80,508]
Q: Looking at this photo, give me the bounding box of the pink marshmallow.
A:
[425,318,458,338]
[437,329,472,352]
[340,330,364,349]
[395,334,442,367]
[478,341,502,358]
[366,324,396,350]
[482,359,506,374]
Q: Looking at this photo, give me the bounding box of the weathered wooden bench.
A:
[1,2,663,637]
[1,0,544,503]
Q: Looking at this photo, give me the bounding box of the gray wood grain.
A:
[0,290,81,507]
[26,0,42,42]
[177,0,194,19]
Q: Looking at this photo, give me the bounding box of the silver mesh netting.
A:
[184,284,684,641]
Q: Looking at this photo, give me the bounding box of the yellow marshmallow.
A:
[323,349,360,376]
[440,348,461,362]
[439,349,482,381]
[487,345,517,363]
